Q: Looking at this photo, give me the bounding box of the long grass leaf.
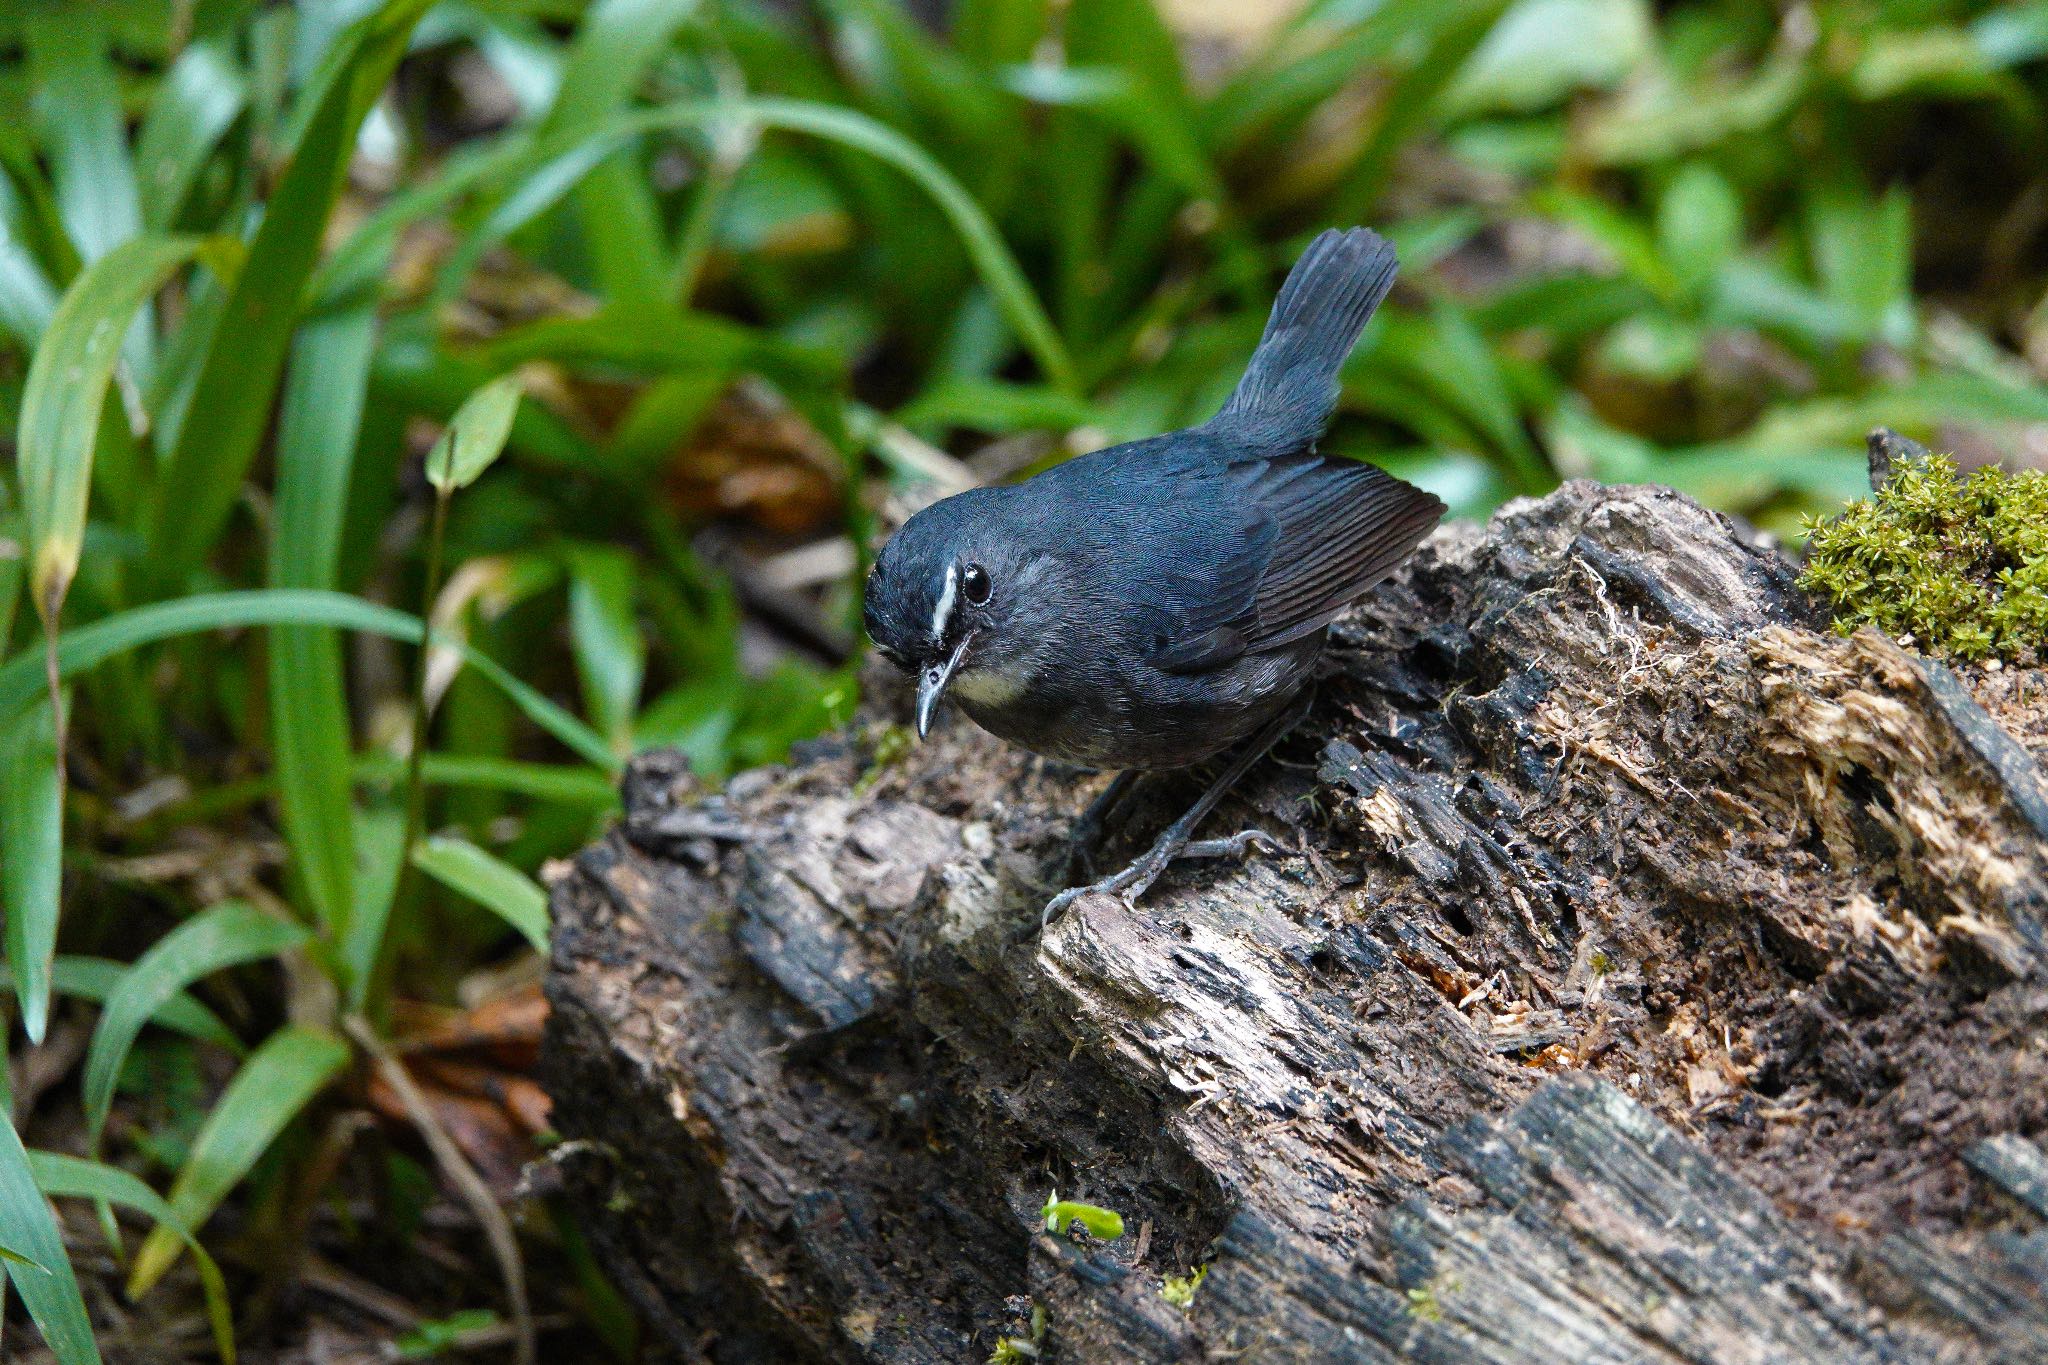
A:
[541,0,702,303]
[81,901,309,1148]
[25,9,153,402]
[1350,2,1513,221]
[269,298,380,943]
[27,1151,234,1363]
[25,13,143,267]
[0,957,240,1051]
[313,131,537,307]
[1,697,63,1043]
[357,753,618,807]
[342,802,406,1011]
[0,590,615,770]
[0,1112,100,1365]
[412,835,549,953]
[346,97,1074,393]
[16,235,216,623]
[565,545,644,755]
[0,173,60,347]
[135,37,249,231]
[127,1025,349,1299]
[147,0,432,583]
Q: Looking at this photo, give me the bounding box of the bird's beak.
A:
[915,634,973,740]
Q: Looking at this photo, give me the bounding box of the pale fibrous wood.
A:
[542,481,2048,1364]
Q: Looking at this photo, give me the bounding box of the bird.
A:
[862,226,1445,923]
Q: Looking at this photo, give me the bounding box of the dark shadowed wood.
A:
[541,481,2048,1363]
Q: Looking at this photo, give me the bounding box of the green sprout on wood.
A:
[1040,1192,1126,1241]
[1800,452,2048,664]
[1161,1263,1208,1309]
[988,1305,1047,1363]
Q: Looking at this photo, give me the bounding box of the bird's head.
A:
[863,488,1051,739]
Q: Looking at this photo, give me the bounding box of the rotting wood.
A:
[542,480,2048,1363]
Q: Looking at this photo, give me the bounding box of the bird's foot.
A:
[1040,826,1284,928]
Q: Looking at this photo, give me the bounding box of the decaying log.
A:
[540,480,2048,1363]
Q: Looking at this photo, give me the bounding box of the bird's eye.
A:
[961,563,992,605]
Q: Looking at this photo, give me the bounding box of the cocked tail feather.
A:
[1206,227,1399,454]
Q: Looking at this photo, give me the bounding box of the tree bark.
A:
[540,480,2048,1364]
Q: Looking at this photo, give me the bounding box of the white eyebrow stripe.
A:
[931,563,958,643]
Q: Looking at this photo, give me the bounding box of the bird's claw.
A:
[1039,827,1283,930]
[1180,828,1283,861]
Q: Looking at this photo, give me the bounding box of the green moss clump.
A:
[1800,454,2048,663]
[1160,1264,1208,1309]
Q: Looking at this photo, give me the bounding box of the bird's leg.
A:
[1065,769,1142,879]
[1042,695,1309,928]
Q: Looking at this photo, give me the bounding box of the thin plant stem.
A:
[372,486,452,1022]
[345,1015,535,1365]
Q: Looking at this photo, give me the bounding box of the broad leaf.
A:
[425,373,523,492]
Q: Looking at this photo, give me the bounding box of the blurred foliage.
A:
[0,0,2045,1357]
[1802,452,2048,660]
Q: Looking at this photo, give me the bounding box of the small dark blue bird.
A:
[864,227,1444,921]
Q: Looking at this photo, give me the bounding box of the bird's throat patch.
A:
[949,665,1026,708]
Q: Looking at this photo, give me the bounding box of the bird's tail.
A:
[1207,227,1397,452]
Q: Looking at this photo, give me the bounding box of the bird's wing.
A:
[1141,453,1444,674]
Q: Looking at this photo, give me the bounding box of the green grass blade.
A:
[695,98,1078,391]
[269,299,380,943]
[426,373,523,492]
[0,590,616,771]
[1330,0,1514,224]
[135,37,249,231]
[0,173,60,347]
[0,1112,100,1365]
[364,97,1075,395]
[26,11,143,266]
[0,547,16,683]
[412,834,549,953]
[16,235,215,622]
[0,697,62,1044]
[427,135,622,309]
[127,1025,349,1299]
[565,545,644,756]
[312,131,537,308]
[342,801,405,1012]
[81,901,310,1148]
[27,1152,234,1363]
[0,957,241,1051]
[147,0,432,584]
[540,0,702,303]
[25,8,153,402]
[357,753,619,807]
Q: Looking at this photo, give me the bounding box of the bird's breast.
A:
[947,635,1321,770]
